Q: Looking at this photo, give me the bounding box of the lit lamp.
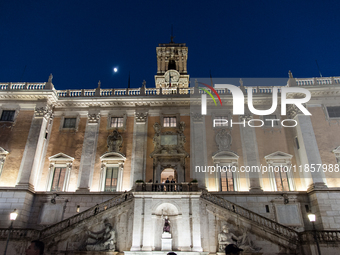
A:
[308,213,321,255]
[3,209,18,255]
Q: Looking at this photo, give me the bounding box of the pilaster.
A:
[239,115,262,191]
[191,197,203,252]
[130,112,148,187]
[131,197,143,251]
[190,112,208,188]
[16,105,53,191]
[179,197,191,251]
[142,198,153,251]
[76,112,100,192]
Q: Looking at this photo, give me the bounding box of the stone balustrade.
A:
[0,229,40,240]
[300,230,340,243]
[201,192,299,244]
[39,191,133,239]
[1,76,340,98]
[134,182,199,192]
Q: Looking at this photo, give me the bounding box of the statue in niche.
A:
[215,129,232,151]
[163,216,171,233]
[107,130,123,152]
[86,220,116,251]
[218,225,240,251]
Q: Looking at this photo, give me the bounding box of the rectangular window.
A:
[221,170,235,191]
[63,118,76,128]
[163,117,176,127]
[51,167,66,191]
[274,167,290,191]
[295,137,300,150]
[110,117,123,128]
[327,106,340,118]
[0,110,15,122]
[264,115,279,126]
[214,116,228,127]
[105,167,119,192]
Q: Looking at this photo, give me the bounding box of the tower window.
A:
[168,59,176,70]
[163,117,176,127]
[0,110,15,122]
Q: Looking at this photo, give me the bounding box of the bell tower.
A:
[154,37,189,89]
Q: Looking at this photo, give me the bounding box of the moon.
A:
[113,67,118,73]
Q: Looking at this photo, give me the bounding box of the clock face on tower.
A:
[164,70,180,83]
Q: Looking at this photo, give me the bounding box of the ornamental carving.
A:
[88,113,100,124]
[287,104,303,119]
[150,122,189,158]
[86,219,116,251]
[191,112,203,122]
[135,112,148,123]
[215,129,232,151]
[107,130,123,152]
[35,105,53,119]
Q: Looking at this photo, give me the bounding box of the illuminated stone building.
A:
[0,40,340,254]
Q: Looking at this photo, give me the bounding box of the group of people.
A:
[152,178,178,191]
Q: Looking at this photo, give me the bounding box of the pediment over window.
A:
[265,151,293,165]
[0,147,9,156]
[265,151,293,160]
[100,152,126,164]
[49,153,74,163]
[212,151,239,164]
[332,146,340,154]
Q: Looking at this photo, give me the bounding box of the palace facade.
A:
[0,40,340,254]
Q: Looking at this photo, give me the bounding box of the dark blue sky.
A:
[1,0,339,90]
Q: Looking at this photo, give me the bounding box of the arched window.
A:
[100,152,126,192]
[212,151,240,191]
[168,59,176,70]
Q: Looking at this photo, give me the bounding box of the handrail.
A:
[300,230,340,243]
[0,229,40,239]
[201,192,299,244]
[39,192,133,239]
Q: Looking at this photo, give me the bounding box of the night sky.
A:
[1,0,339,90]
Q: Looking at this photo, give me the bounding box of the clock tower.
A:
[154,38,190,89]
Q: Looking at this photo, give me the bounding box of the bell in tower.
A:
[154,37,190,89]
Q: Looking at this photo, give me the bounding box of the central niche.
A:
[150,122,189,183]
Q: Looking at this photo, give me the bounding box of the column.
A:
[191,196,203,252]
[131,197,143,251]
[239,115,263,191]
[16,105,53,191]
[76,112,100,192]
[130,112,148,187]
[190,112,208,188]
[142,198,153,251]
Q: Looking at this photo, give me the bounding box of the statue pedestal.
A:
[161,232,172,251]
